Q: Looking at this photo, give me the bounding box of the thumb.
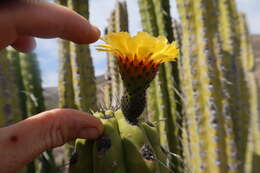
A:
[0,108,103,173]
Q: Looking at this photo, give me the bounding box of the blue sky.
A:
[35,0,260,87]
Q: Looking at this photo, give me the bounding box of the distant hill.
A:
[43,75,108,110]
[43,87,59,110]
[44,35,260,110]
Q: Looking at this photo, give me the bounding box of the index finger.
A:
[6,1,100,43]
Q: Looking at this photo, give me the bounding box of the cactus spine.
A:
[68,0,97,112]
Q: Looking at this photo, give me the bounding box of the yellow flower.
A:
[98,32,178,65]
[97,32,179,89]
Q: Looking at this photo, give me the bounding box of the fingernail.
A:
[91,25,101,36]
[79,128,100,139]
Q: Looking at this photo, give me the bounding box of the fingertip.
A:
[78,128,100,139]
[69,20,101,44]
[88,25,101,43]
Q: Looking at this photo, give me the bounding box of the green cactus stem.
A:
[68,0,97,112]
[70,110,170,173]
[176,0,202,172]
[56,0,76,109]
[98,32,178,124]
[20,52,45,115]
[0,49,22,126]
[238,13,260,173]
[7,49,27,119]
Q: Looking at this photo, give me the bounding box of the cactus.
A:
[7,49,27,119]
[56,0,76,109]
[137,3,183,171]
[68,0,97,112]
[19,52,58,173]
[176,0,242,172]
[238,13,260,173]
[71,32,179,172]
[70,110,170,173]
[217,2,250,168]
[137,0,159,127]
[20,53,45,115]
[153,0,184,171]
[105,1,129,106]
[0,49,22,126]
[175,0,203,172]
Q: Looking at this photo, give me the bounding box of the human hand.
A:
[0,0,100,52]
[0,109,103,173]
[0,1,102,173]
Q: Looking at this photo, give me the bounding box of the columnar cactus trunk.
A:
[68,0,97,112]
[138,0,170,151]
[105,1,129,106]
[177,0,241,172]
[137,0,159,124]
[7,49,27,119]
[153,0,183,171]
[217,2,250,169]
[238,13,260,173]
[106,11,120,105]
[20,52,57,172]
[20,53,45,115]
[107,10,120,105]
[175,1,202,172]
[0,49,22,126]
[56,0,76,109]
[58,38,76,109]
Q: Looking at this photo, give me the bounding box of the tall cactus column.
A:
[20,53,45,116]
[204,1,240,172]
[105,1,129,106]
[138,0,183,172]
[107,11,120,105]
[137,0,159,124]
[0,49,22,126]
[217,2,250,168]
[7,49,27,119]
[176,0,202,172]
[238,13,260,173]
[177,0,240,172]
[20,52,58,172]
[153,0,183,171]
[56,0,76,109]
[68,0,97,112]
